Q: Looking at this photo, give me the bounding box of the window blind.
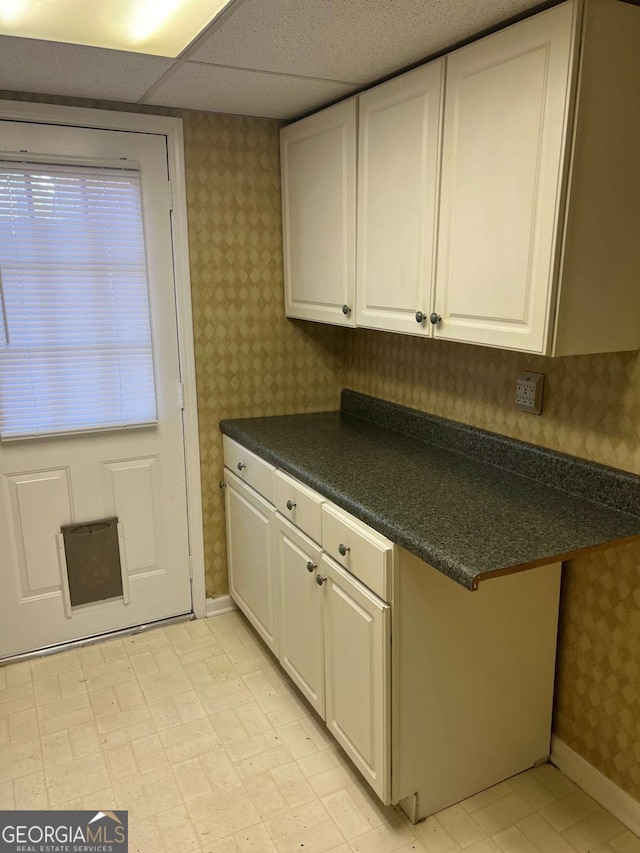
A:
[0,160,157,440]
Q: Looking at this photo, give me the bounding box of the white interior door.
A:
[0,119,192,658]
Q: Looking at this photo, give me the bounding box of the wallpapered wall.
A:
[2,90,639,802]
[181,111,346,593]
[346,329,640,800]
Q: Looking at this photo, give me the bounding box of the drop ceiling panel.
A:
[144,62,358,119]
[189,0,544,83]
[0,36,173,101]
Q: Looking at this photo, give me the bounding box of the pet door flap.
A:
[61,517,123,607]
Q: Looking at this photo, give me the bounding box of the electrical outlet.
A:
[516,372,544,414]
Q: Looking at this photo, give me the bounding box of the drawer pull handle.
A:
[338,543,350,556]
[306,561,317,573]
[286,500,297,510]
[237,462,246,471]
[316,574,327,586]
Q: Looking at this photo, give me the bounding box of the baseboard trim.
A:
[551,736,640,836]
[205,595,238,618]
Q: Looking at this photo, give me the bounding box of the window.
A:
[0,158,157,440]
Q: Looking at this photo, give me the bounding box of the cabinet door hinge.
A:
[178,382,185,410]
[189,556,194,579]
[167,180,174,211]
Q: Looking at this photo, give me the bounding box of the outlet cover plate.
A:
[516,372,544,414]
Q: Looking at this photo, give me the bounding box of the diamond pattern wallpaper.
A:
[182,110,346,596]
[1,89,640,804]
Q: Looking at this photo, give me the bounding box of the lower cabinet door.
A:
[275,515,325,717]
[224,469,278,655]
[321,554,391,803]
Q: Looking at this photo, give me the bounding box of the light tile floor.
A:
[1,610,639,853]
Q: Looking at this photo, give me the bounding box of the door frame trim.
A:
[0,99,207,619]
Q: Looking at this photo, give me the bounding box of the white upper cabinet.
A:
[434,0,640,355]
[434,2,576,353]
[356,61,444,336]
[279,0,640,354]
[280,98,356,326]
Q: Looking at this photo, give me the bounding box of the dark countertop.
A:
[220,391,640,590]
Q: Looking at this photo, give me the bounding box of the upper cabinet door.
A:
[356,61,444,336]
[281,99,357,326]
[434,2,577,353]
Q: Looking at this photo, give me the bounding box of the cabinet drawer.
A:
[321,503,393,602]
[223,435,275,503]
[275,470,324,543]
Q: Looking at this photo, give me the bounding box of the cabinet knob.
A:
[341,304,352,316]
[429,312,442,325]
[316,574,327,586]
[237,462,246,471]
[306,561,317,573]
[286,500,296,511]
[338,543,350,557]
[415,311,426,323]
[218,480,227,489]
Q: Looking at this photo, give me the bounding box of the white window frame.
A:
[0,99,206,618]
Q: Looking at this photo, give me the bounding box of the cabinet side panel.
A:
[392,552,561,817]
[554,0,640,355]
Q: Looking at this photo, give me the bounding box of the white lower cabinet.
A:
[274,515,392,803]
[274,515,325,717]
[223,439,561,822]
[224,443,392,803]
[223,469,279,656]
[322,553,391,804]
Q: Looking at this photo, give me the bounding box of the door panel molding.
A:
[102,457,164,574]
[6,468,73,598]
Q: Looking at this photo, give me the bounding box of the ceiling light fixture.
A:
[0,0,234,57]
[0,0,26,23]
